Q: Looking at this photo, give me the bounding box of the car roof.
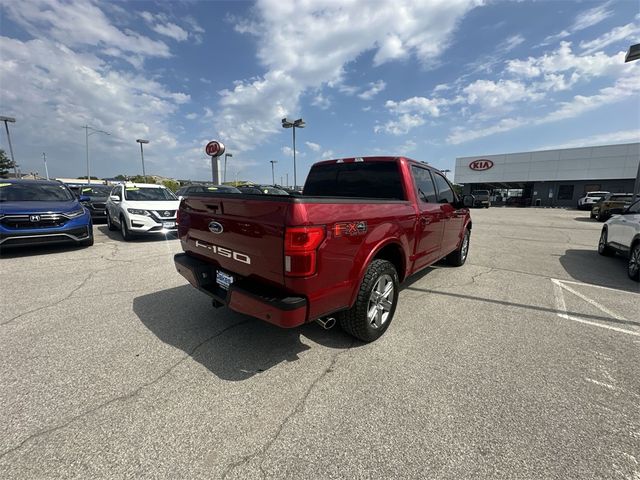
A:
[121,183,166,188]
[0,178,65,186]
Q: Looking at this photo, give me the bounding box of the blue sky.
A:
[0,0,638,185]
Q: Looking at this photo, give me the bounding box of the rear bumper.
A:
[174,253,307,328]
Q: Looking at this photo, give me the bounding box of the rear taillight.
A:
[284,226,325,277]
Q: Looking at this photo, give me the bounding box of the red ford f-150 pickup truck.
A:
[174,156,473,342]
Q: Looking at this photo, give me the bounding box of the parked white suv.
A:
[105,183,179,240]
[598,198,640,281]
[578,191,609,210]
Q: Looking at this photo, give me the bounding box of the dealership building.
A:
[454,142,639,207]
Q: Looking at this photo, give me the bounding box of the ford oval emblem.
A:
[208,221,224,234]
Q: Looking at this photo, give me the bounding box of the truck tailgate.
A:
[178,196,289,286]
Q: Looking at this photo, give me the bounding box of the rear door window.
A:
[304,161,405,200]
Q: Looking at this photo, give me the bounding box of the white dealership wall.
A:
[454,142,639,184]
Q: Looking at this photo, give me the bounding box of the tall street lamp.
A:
[441,169,451,179]
[281,117,305,189]
[0,115,17,176]
[270,160,277,185]
[136,139,150,183]
[82,125,110,184]
[224,153,232,183]
[626,43,640,202]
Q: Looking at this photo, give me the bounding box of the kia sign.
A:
[469,159,494,171]
[205,141,225,157]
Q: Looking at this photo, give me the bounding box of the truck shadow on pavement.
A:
[133,285,357,381]
[559,249,638,294]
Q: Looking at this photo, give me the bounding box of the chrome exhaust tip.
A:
[316,317,336,330]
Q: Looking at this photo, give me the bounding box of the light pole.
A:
[224,153,232,183]
[270,160,277,185]
[82,125,110,184]
[626,43,640,202]
[441,169,451,179]
[281,117,305,189]
[136,139,150,183]
[0,116,17,176]
[42,152,49,180]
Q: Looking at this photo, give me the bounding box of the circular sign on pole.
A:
[205,141,225,157]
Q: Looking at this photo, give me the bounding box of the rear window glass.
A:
[610,195,632,201]
[303,161,405,200]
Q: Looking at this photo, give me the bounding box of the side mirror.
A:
[79,195,90,202]
[109,195,121,202]
[609,208,624,215]
[461,195,474,208]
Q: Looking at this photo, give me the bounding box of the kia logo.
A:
[208,221,224,234]
[469,159,494,171]
[29,215,41,222]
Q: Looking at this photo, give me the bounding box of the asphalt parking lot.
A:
[1,208,639,479]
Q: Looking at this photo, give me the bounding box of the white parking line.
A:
[551,278,639,337]
[556,278,640,296]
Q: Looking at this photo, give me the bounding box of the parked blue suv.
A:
[0,179,94,249]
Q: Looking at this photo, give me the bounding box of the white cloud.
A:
[185,113,198,120]
[572,2,613,32]
[311,93,331,110]
[217,0,481,151]
[378,95,451,135]
[541,2,613,46]
[538,130,640,150]
[447,74,640,144]
[580,23,640,54]
[153,22,189,42]
[507,42,626,79]
[500,34,525,53]
[398,139,417,154]
[305,141,321,152]
[3,0,171,59]
[0,3,216,179]
[463,79,542,110]
[321,150,334,159]
[357,80,386,100]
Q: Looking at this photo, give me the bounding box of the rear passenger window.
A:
[411,166,437,203]
[433,173,454,204]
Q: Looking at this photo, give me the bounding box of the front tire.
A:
[106,211,116,231]
[447,228,470,266]
[120,215,132,241]
[338,259,399,342]
[628,242,640,281]
[598,229,614,256]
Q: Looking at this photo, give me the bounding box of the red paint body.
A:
[174,157,471,328]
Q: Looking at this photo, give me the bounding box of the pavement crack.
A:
[1,268,105,326]
[0,319,250,461]
[222,338,356,479]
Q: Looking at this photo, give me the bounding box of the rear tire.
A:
[598,229,614,256]
[120,215,132,241]
[338,259,399,342]
[106,211,116,231]
[447,228,470,266]
[628,242,640,281]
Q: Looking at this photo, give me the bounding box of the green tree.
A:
[162,179,180,192]
[0,149,17,178]
[129,175,155,183]
[452,184,464,196]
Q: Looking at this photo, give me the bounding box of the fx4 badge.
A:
[333,221,367,237]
